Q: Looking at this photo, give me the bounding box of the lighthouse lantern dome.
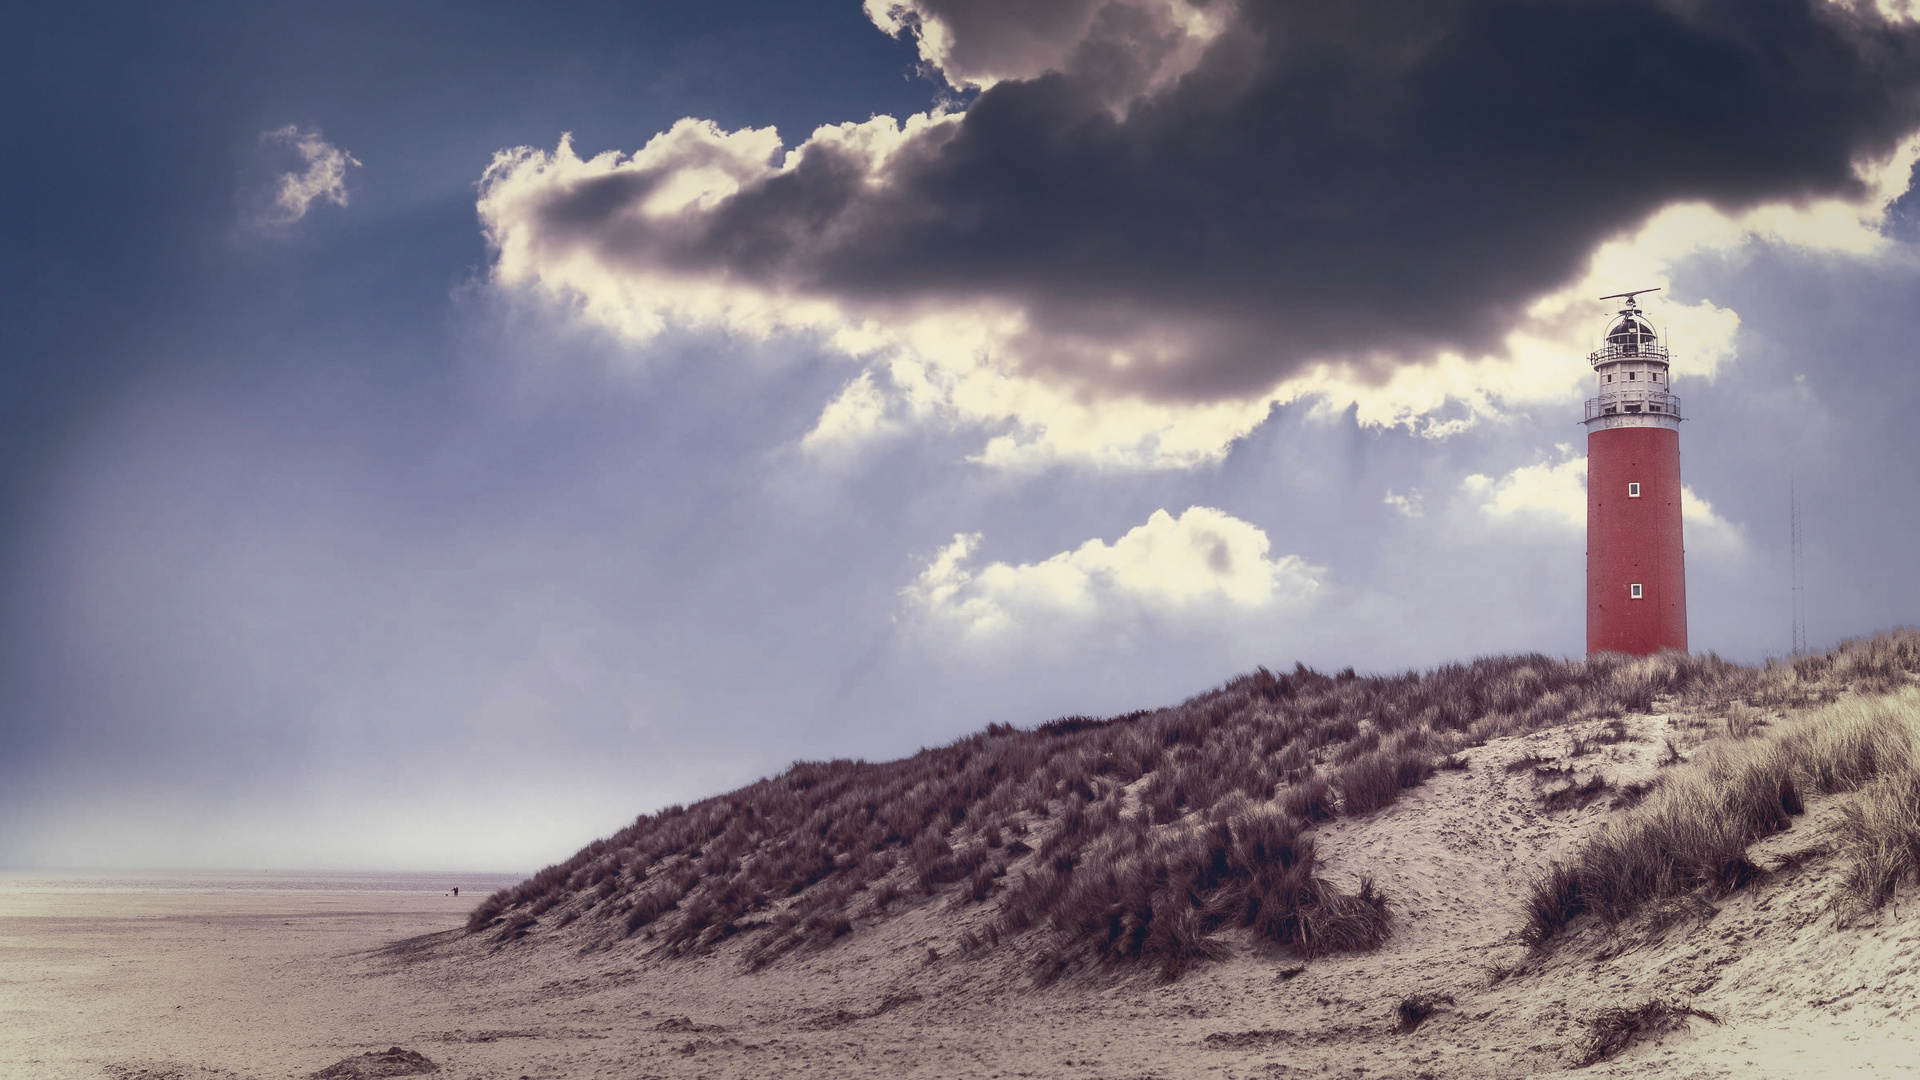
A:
[1604,311,1659,351]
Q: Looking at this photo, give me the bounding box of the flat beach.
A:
[0,873,512,1080]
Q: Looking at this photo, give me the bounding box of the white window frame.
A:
[1627,482,1641,497]
[1630,583,1644,599]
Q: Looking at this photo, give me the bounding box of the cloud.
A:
[261,126,360,224]
[480,0,1920,465]
[864,0,1230,102]
[905,506,1321,636]
[802,369,899,451]
[1680,484,1748,559]
[1383,489,1423,518]
[1464,447,1746,554]
[1465,446,1589,527]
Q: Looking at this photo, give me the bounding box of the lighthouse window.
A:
[1630,584,1644,599]
[1628,483,1641,497]
[1629,372,1637,380]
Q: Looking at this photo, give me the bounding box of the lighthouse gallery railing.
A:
[1587,342,1671,367]
[1585,391,1682,421]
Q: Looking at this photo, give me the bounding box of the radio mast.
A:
[1791,479,1806,655]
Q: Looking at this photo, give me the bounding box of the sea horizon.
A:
[0,868,527,894]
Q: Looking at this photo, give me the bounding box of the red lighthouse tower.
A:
[1585,290,1687,656]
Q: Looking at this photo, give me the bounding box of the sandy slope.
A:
[7,711,1918,1080]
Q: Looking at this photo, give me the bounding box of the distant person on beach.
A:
[452,887,458,896]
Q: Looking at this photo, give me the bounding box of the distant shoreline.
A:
[0,868,525,894]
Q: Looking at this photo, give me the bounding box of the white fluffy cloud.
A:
[1464,448,1747,557]
[905,506,1321,636]
[1464,447,1591,526]
[802,370,897,451]
[864,0,1227,104]
[260,126,360,224]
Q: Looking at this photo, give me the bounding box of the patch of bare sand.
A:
[7,712,1918,1079]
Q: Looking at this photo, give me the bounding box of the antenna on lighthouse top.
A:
[1598,287,1662,305]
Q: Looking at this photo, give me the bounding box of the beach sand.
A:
[1,883,488,1080]
[7,717,1919,1080]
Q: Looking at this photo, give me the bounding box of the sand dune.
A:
[8,703,1918,1080]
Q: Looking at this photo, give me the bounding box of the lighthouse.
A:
[1584,290,1687,656]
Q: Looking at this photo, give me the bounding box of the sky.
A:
[4,0,1919,872]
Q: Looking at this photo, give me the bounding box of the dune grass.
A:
[1523,631,1920,948]
[467,631,1917,980]
[1009,803,1390,982]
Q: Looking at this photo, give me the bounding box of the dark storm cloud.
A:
[506,0,1920,402]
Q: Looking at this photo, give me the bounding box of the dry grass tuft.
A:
[1282,774,1337,822]
[1574,998,1721,1067]
[1394,993,1454,1032]
[1520,861,1586,949]
[1540,774,1612,812]
[1609,780,1657,810]
[1335,747,1434,815]
[1003,809,1390,981]
[1832,766,1920,918]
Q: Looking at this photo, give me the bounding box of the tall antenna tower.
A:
[1791,479,1806,655]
